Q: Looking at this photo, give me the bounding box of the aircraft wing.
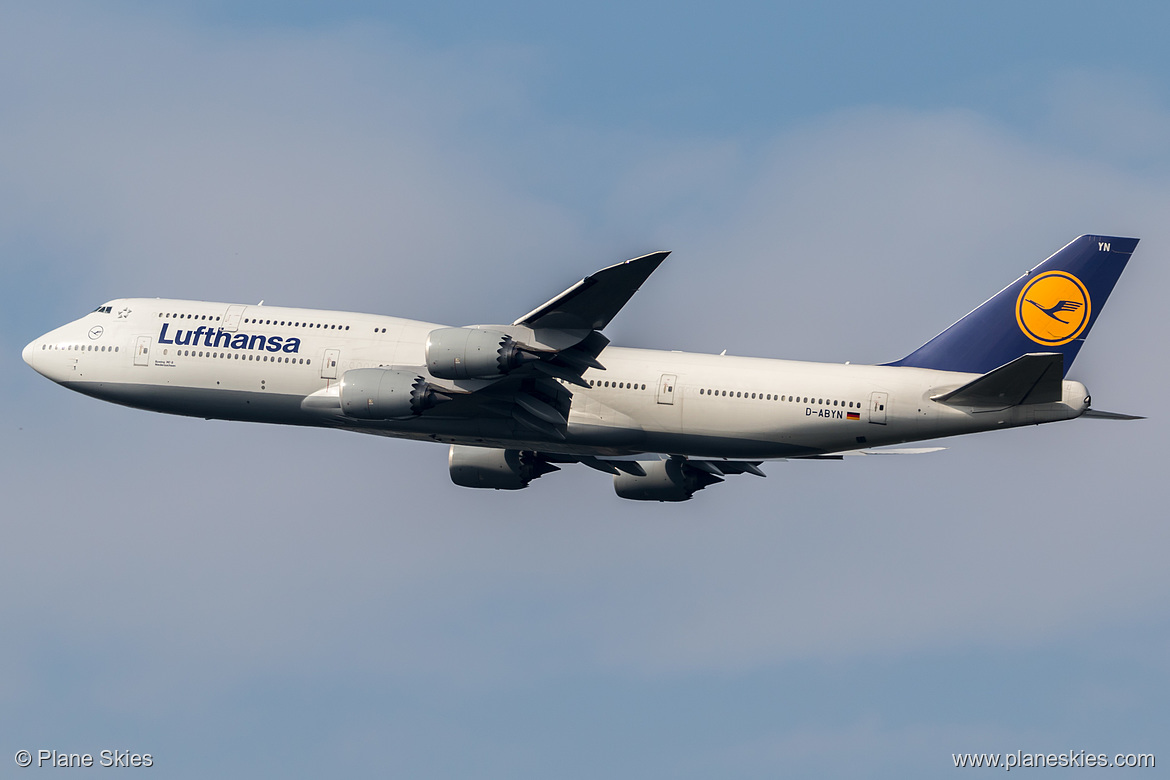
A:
[310,250,675,445]
[513,251,669,332]
[393,251,673,436]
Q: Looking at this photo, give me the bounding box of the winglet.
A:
[514,251,669,331]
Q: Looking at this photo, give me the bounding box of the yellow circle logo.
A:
[1015,271,1091,346]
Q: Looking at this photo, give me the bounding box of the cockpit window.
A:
[93,305,113,314]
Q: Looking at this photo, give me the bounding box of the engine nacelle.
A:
[425,328,535,380]
[613,459,721,502]
[448,445,558,490]
[339,368,448,419]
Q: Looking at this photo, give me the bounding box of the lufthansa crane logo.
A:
[1015,271,1091,346]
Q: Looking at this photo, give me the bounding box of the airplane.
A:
[23,234,1141,501]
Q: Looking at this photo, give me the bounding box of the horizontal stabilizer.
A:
[932,353,1063,408]
[1082,409,1145,420]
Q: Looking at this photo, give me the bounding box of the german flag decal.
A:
[847,411,860,420]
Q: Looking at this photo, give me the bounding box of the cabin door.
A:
[869,391,888,424]
[321,349,341,380]
[657,373,677,405]
[134,336,151,367]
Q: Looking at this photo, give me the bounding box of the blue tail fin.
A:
[888,235,1138,376]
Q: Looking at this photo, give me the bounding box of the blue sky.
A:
[2,2,1168,777]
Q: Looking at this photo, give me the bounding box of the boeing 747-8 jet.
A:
[24,235,1140,501]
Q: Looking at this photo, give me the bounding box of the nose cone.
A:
[23,339,36,369]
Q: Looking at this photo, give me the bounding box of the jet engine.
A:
[339,368,450,419]
[425,328,537,380]
[612,459,723,502]
[448,445,559,490]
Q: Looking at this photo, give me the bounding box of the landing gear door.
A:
[657,373,677,405]
[321,349,341,380]
[869,391,888,424]
[134,336,151,367]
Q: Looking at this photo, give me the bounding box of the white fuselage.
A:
[24,298,1091,458]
